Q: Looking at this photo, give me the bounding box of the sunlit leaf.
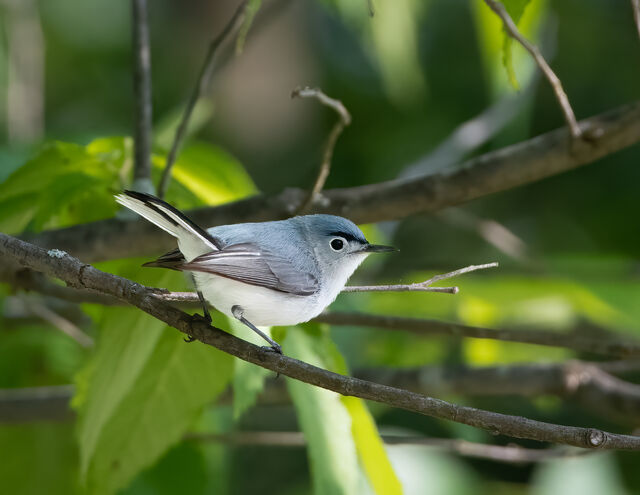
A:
[284,325,401,495]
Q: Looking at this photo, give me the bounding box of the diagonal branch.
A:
[187,431,593,464]
[314,312,640,358]
[19,100,640,263]
[2,233,640,450]
[157,1,248,198]
[131,0,154,191]
[483,0,582,139]
[291,86,352,214]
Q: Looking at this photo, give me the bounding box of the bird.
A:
[115,190,395,353]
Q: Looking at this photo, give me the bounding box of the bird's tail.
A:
[115,191,220,258]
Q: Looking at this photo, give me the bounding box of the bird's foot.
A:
[261,343,283,355]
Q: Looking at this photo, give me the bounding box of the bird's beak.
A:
[361,243,398,253]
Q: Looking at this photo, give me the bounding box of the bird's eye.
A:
[330,238,345,251]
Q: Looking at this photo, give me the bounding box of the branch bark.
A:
[19,101,640,263]
[2,233,640,450]
[315,312,640,358]
[157,1,248,198]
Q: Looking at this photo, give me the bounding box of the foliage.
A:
[1,1,640,494]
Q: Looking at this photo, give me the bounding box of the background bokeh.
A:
[1,0,639,494]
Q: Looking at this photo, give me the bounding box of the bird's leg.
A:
[185,275,212,343]
[231,305,282,355]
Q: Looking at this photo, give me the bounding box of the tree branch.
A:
[342,262,498,294]
[18,101,640,263]
[131,0,153,191]
[157,1,248,198]
[2,233,640,450]
[291,86,352,214]
[314,312,640,358]
[483,0,582,139]
[186,431,592,464]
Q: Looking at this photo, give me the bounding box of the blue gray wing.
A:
[179,243,319,296]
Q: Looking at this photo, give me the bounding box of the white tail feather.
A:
[115,193,217,260]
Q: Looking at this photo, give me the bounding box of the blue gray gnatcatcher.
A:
[116,191,395,353]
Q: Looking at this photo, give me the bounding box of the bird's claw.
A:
[261,344,283,355]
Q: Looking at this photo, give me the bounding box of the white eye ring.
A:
[330,237,346,251]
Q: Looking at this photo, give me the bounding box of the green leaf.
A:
[0,141,119,233]
[500,0,532,89]
[283,327,360,495]
[227,318,271,420]
[284,325,402,495]
[76,268,233,495]
[0,423,78,495]
[151,141,256,206]
[235,0,262,55]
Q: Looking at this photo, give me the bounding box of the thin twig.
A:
[2,233,640,450]
[291,86,352,214]
[633,0,640,40]
[343,262,498,294]
[483,0,582,139]
[186,431,592,464]
[131,0,153,189]
[157,1,248,199]
[314,312,640,358]
[23,298,94,348]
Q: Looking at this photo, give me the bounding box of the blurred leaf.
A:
[76,268,233,495]
[328,0,427,108]
[151,141,256,207]
[501,0,533,89]
[531,453,628,495]
[342,397,403,495]
[235,0,262,55]
[323,331,402,495]
[0,423,78,495]
[153,100,215,150]
[283,327,360,495]
[284,325,401,495]
[472,0,547,97]
[122,441,208,495]
[228,318,271,420]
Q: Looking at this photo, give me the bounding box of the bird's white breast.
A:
[193,272,324,326]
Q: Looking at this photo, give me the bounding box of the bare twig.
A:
[157,1,248,198]
[131,0,153,190]
[314,312,640,358]
[22,298,94,348]
[291,86,352,214]
[2,233,640,450]
[343,262,498,294]
[633,0,640,40]
[186,431,592,464]
[18,101,640,264]
[483,0,582,139]
[0,385,75,423]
